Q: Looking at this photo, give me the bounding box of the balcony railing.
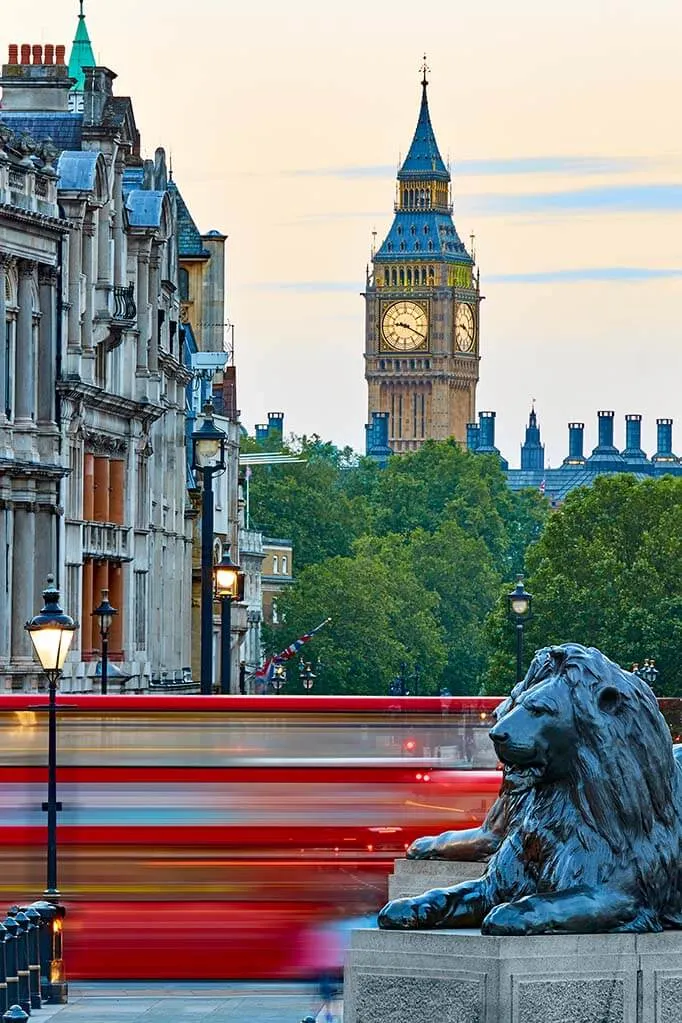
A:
[113,284,136,323]
[83,521,132,561]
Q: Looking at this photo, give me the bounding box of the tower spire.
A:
[68,0,96,96]
[421,53,429,90]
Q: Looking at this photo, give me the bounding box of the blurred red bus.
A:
[0,694,510,977]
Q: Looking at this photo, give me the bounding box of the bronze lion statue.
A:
[379,643,682,934]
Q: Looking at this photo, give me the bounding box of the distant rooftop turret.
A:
[476,411,508,470]
[621,414,648,463]
[520,404,545,472]
[587,411,625,469]
[563,422,586,466]
[652,418,678,463]
[68,0,95,109]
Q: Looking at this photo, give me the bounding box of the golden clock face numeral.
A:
[381,301,428,352]
[455,304,475,352]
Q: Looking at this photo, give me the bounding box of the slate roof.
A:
[398,82,449,182]
[0,113,83,152]
[168,181,210,259]
[57,150,100,191]
[374,209,472,264]
[126,190,165,228]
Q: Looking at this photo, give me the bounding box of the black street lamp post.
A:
[272,663,287,693]
[24,575,78,1004]
[192,402,226,695]
[299,659,317,691]
[92,589,117,695]
[639,658,660,689]
[507,577,532,684]
[214,546,245,695]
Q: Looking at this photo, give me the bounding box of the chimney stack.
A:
[563,423,585,465]
[622,414,647,462]
[0,41,73,112]
[652,418,678,463]
[466,422,480,452]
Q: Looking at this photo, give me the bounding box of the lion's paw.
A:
[378,890,451,930]
[482,901,543,936]
[406,836,438,860]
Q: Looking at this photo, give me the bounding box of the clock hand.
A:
[396,322,425,338]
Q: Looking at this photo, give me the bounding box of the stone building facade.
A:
[0,36,197,689]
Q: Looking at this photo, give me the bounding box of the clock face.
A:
[381,301,428,352]
[455,304,476,352]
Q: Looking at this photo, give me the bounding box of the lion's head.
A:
[489,643,677,844]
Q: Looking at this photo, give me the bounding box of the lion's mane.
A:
[484,644,682,930]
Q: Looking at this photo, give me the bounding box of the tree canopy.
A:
[484,475,682,695]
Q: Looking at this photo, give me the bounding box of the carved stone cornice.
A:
[0,456,69,481]
[0,204,70,231]
[18,259,38,278]
[38,265,59,286]
[159,350,193,386]
[83,429,128,455]
[57,375,166,425]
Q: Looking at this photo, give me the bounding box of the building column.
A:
[11,503,36,659]
[136,243,150,372]
[67,224,82,351]
[93,456,110,522]
[37,266,58,425]
[97,204,111,284]
[15,260,36,423]
[0,255,8,424]
[113,159,126,288]
[108,561,123,659]
[0,507,10,666]
[81,558,93,658]
[81,213,95,353]
[148,245,160,375]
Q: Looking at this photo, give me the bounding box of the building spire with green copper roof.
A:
[68,0,96,93]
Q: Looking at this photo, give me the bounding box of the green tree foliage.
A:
[271,548,447,695]
[245,435,374,570]
[484,475,682,695]
[244,431,550,693]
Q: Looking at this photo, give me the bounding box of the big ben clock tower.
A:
[364,64,481,453]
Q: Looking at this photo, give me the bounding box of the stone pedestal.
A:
[389,858,485,899]
[344,928,682,1023]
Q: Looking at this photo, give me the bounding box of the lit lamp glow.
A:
[191,402,227,695]
[214,547,245,695]
[24,576,77,1005]
[507,577,532,685]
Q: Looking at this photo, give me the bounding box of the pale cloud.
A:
[488,267,682,284]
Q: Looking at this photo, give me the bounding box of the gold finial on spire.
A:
[470,231,476,263]
[79,0,85,17]
[420,53,429,88]
[371,229,377,259]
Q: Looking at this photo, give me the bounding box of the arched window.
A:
[423,225,429,234]
[387,242,393,252]
[407,268,412,285]
[414,241,420,251]
[391,268,397,285]
[428,241,433,251]
[179,267,189,301]
[281,555,288,575]
[272,555,279,574]
[399,267,405,285]
[397,226,403,235]
[400,241,406,251]
[383,269,389,286]
[410,225,416,236]
[428,266,435,280]
[421,267,427,284]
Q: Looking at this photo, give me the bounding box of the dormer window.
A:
[397,226,403,235]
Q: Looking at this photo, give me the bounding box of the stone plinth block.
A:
[388,858,485,899]
[344,928,682,1023]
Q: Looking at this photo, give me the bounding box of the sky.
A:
[5,0,682,465]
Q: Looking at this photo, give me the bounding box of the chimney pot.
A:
[8,44,19,65]
[20,44,30,64]
[44,44,54,65]
[55,44,66,65]
[32,44,43,65]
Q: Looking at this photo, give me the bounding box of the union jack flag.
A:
[254,618,331,679]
